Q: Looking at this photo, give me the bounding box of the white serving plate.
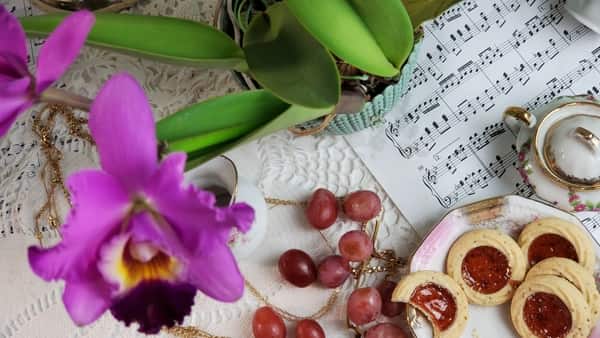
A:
[407,195,600,338]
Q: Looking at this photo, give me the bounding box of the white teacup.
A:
[566,0,600,34]
[184,156,267,259]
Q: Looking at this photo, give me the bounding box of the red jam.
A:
[410,283,457,331]
[523,292,572,338]
[528,234,578,266]
[461,246,511,294]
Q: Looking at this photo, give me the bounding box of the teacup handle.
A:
[503,106,537,128]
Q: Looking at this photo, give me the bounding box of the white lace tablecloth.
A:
[0,0,420,337]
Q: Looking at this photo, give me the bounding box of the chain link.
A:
[244,279,340,322]
[32,104,92,246]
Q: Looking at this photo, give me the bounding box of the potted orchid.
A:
[18,0,458,168]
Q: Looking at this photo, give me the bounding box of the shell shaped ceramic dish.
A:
[407,195,600,338]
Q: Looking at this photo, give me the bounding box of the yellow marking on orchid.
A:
[114,242,180,290]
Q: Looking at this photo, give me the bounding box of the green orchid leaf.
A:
[348,0,414,69]
[286,0,413,77]
[156,89,331,168]
[402,0,461,28]
[184,102,331,169]
[166,124,257,153]
[157,90,287,142]
[20,13,247,70]
[243,2,340,109]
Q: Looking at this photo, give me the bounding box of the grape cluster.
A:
[252,188,407,337]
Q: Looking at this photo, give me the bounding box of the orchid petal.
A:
[221,203,254,234]
[89,73,158,191]
[128,211,187,261]
[186,242,244,302]
[35,11,95,93]
[0,75,30,96]
[144,153,254,253]
[28,170,129,281]
[0,77,32,136]
[0,5,27,65]
[0,53,29,79]
[144,153,218,249]
[62,270,113,326]
[146,153,215,206]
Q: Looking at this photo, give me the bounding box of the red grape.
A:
[296,319,326,338]
[343,190,381,222]
[306,188,338,229]
[347,287,382,325]
[377,280,404,317]
[339,230,373,262]
[252,307,286,338]
[317,255,351,288]
[365,323,408,338]
[278,249,317,287]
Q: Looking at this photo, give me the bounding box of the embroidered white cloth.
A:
[0,0,418,337]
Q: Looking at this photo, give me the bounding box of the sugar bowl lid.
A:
[535,102,600,190]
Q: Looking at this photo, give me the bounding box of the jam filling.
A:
[410,283,457,331]
[461,246,511,294]
[528,234,578,266]
[523,292,572,338]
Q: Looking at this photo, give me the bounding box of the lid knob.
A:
[574,127,600,153]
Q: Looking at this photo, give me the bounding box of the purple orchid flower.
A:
[28,73,254,333]
[0,5,94,136]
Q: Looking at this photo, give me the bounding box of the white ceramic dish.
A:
[407,195,600,338]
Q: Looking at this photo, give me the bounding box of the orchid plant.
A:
[2,7,254,333]
[17,0,458,168]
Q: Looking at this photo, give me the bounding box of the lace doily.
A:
[0,1,419,337]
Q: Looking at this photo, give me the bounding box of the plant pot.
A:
[215,0,422,135]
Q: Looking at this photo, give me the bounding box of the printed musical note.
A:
[493,72,514,94]
[491,3,508,27]
[439,74,461,94]
[475,88,497,111]
[581,215,600,247]
[513,63,532,85]
[461,1,479,12]
[470,123,507,150]
[502,0,520,11]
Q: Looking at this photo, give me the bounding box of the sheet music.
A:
[346,0,600,236]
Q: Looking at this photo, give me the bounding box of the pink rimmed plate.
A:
[407,195,600,338]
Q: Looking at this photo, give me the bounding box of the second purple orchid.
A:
[0,5,93,137]
[28,73,255,333]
